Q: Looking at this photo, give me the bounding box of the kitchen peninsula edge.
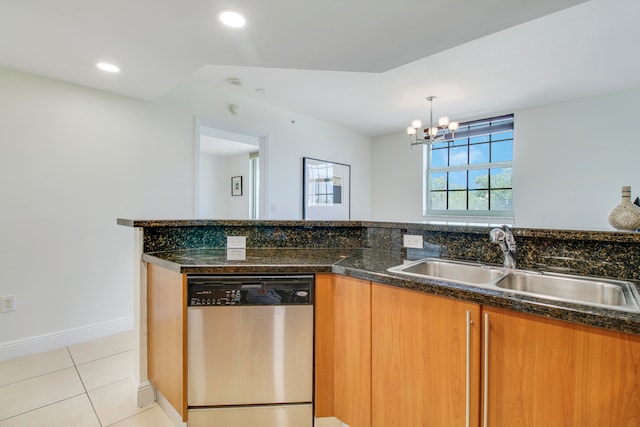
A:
[117,218,640,413]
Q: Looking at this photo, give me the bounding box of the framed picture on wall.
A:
[231,176,243,196]
[302,157,351,220]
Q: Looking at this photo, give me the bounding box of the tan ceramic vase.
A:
[608,186,640,231]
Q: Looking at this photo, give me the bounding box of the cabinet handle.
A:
[465,310,472,427]
[483,312,490,427]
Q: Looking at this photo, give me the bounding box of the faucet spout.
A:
[489,225,517,269]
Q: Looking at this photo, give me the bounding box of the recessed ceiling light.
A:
[218,10,246,28]
[96,62,120,73]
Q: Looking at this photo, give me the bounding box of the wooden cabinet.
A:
[372,283,481,427]
[314,273,335,416]
[315,274,371,427]
[316,276,481,427]
[482,307,640,427]
[146,264,187,421]
[147,267,640,426]
[333,275,372,427]
[318,276,640,427]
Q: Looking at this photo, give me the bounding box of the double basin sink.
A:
[387,258,640,313]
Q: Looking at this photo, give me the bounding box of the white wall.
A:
[227,153,250,219]
[0,68,193,353]
[199,152,250,219]
[514,88,640,230]
[371,86,640,230]
[199,153,230,218]
[371,134,425,222]
[0,67,371,355]
[162,81,372,220]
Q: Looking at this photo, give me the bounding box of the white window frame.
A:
[424,114,514,220]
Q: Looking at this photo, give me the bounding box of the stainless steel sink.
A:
[387,258,640,313]
[387,258,507,285]
[495,272,640,312]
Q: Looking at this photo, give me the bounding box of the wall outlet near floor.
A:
[403,234,424,249]
[1,295,16,313]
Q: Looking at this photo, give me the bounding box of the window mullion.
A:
[430,162,512,174]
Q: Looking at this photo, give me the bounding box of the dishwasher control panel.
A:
[190,289,242,306]
[187,275,314,306]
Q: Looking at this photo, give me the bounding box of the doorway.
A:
[194,118,267,219]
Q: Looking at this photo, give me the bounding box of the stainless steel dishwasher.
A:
[186,274,314,427]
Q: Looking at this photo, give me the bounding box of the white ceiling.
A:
[1,0,639,137]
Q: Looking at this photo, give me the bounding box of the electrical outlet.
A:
[403,234,423,249]
[227,248,247,261]
[1,295,16,313]
[227,236,247,248]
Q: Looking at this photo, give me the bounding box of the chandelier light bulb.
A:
[411,119,422,129]
[448,121,459,132]
[429,127,439,138]
[407,126,416,135]
[438,116,450,127]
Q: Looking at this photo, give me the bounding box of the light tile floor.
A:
[0,331,173,427]
[0,331,341,426]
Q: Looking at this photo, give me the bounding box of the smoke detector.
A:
[226,77,243,86]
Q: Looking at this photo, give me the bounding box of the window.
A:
[425,114,513,218]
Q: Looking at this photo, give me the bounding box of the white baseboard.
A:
[0,316,133,362]
[157,389,187,427]
[314,417,343,427]
[133,379,156,408]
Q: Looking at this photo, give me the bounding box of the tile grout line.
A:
[0,365,74,389]
[0,393,88,423]
[102,405,157,427]
[73,348,135,368]
[0,333,139,426]
[0,345,133,388]
[67,346,103,427]
[68,344,142,427]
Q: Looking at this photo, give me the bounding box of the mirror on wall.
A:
[195,119,267,219]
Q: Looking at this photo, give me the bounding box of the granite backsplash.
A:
[119,219,640,283]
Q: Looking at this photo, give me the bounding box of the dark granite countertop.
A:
[143,248,361,274]
[143,248,640,336]
[119,218,640,243]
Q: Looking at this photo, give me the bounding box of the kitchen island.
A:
[119,219,640,426]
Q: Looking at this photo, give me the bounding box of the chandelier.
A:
[407,96,459,146]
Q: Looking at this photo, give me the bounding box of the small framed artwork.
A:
[302,157,351,220]
[231,176,243,196]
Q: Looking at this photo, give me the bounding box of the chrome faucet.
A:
[489,225,517,269]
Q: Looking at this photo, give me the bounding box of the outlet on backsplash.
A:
[227,236,247,248]
[227,236,247,260]
[403,234,423,249]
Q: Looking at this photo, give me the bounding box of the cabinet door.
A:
[333,275,371,427]
[314,273,335,417]
[483,307,640,427]
[147,263,187,421]
[372,283,481,427]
